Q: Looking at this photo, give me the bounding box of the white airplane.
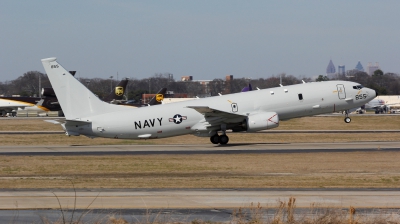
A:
[355,98,395,114]
[41,57,377,145]
[0,97,49,117]
[365,98,389,113]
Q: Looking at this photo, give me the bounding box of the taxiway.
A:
[0,141,399,156]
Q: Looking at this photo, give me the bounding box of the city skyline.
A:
[1,1,400,82]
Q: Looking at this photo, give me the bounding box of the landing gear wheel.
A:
[344,117,351,123]
[218,135,229,145]
[210,135,219,144]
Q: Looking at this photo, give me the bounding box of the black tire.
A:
[344,117,351,123]
[210,135,219,144]
[219,135,229,145]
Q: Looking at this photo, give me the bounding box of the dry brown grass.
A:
[1,151,400,188]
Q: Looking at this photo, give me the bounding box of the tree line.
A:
[1,70,399,103]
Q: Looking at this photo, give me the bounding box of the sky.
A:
[1,0,400,82]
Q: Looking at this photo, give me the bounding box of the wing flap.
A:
[187,106,246,118]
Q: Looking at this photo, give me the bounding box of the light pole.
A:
[38,74,41,98]
[147,78,151,104]
[109,76,114,92]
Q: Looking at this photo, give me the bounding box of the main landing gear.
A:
[344,110,351,123]
[210,134,229,145]
[210,124,229,145]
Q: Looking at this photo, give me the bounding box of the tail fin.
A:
[241,83,252,92]
[41,57,120,119]
[148,88,167,105]
[103,78,129,102]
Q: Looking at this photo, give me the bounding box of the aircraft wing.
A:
[0,99,31,113]
[187,106,247,133]
[187,106,246,118]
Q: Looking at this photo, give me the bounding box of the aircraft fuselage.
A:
[63,81,375,139]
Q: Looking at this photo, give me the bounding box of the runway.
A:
[0,141,399,156]
[1,188,400,210]
[1,129,400,135]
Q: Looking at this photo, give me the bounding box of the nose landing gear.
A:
[344,110,351,123]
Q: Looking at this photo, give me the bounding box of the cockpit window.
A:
[353,85,364,90]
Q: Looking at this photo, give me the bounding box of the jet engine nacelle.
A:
[246,112,279,132]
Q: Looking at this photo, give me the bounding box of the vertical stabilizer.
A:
[103,78,129,102]
[41,57,118,119]
[148,88,167,105]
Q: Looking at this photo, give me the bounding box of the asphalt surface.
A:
[0,141,398,156]
[2,207,399,223]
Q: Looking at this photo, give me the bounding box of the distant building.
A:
[338,65,345,76]
[179,75,235,96]
[326,60,336,74]
[181,76,193,81]
[326,59,336,79]
[355,61,364,72]
[367,62,380,75]
[223,75,234,94]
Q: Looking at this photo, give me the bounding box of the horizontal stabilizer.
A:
[65,119,92,126]
[44,120,61,124]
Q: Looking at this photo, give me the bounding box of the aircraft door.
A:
[336,84,346,99]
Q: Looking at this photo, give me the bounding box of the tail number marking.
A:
[355,94,367,100]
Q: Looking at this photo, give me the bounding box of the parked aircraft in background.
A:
[42,57,376,144]
[103,78,129,103]
[241,83,252,92]
[119,88,167,107]
[355,98,396,114]
[0,97,42,116]
[365,98,389,114]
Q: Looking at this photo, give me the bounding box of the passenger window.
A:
[298,93,303,100]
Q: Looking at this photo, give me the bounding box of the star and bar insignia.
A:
[169,114,187,124]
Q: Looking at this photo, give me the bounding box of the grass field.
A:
[0,115,399,189]
[1,151,400,189]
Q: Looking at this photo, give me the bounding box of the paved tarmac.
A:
[1,189,400,210]
[0,141,399,156]
[1,129,400,135]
